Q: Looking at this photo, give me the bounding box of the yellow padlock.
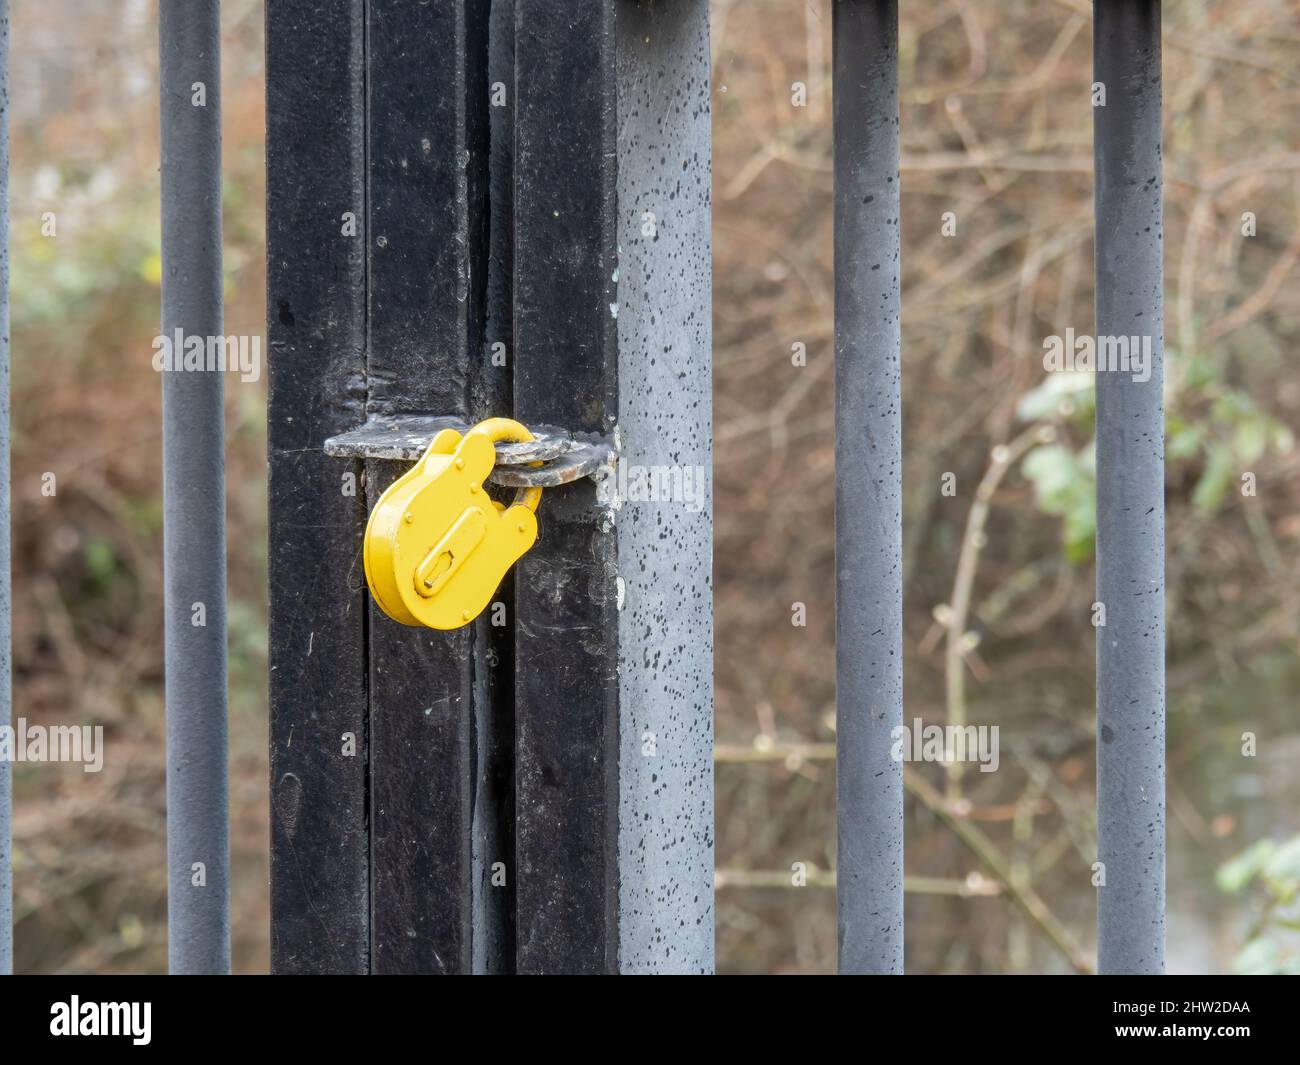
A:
[363,418,542,630]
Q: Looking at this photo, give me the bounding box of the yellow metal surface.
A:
[363,419,541,629]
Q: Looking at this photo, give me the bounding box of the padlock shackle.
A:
[466,417,543,513]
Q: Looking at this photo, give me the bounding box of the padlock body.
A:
[364,429,538,629]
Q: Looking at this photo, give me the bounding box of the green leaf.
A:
[1263,836,1300,886]
[1016,373,1093,423]
[1021,444,1096,564]
[1063,493,1097,564]
[82,538,118,586]
[1180,352,1215,391]
[1022,445,1078,512]
[1192,443,1236,513]
[1166,417,1202,461]
[1216,839,1275,894]
[1232,415,1268,466]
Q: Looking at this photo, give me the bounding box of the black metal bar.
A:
[266,0,370,974]
[1093,0,1166,975]
[512,0,620,974]
[832,0,905,975]
[365,0,491,974]
[159,0,230,975]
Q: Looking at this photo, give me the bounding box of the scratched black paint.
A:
[266,0,370,974]
[365,0,491,975]
[513,0,621,974]
[270,0,631,974]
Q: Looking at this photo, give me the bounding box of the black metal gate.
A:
[0,0,1174,977]
[266,0,714,975]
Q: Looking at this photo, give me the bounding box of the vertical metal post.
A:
[365,0,491,974]
[266,0,369,974]
[159,0,229,974]
[832,0,905,975]
[513,0,713,974]
[513,0,620,974]
[0,0,11,978]
[614,0,714,973]
[1093,0,1165,975]
[267,0,502,975]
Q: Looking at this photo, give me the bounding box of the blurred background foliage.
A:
[711,0,1300,974]
[1217,832,1300,974]
[7,0,1299,973]
[10,0,266,972]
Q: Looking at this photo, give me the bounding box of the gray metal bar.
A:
[159,0,230,974]
[614,0,714,974]
[1093,0,1165,975]
[0,0,11,978]
[832,0,905,975]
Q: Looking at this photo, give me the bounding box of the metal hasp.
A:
[1093,0,1166,975]
[324,414,615,487]
[268,0,712,973]
[832,0,906,974]
[159,0,230,974]
[0,0,12,977]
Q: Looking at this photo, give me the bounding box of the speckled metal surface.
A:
[1094,0,1166,976]
[614,0,715,974]
[833,0,905,975]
